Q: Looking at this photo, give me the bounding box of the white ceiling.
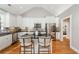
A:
[0,4,73,16]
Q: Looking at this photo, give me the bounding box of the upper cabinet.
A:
[0,11,6,30]
[0,9,17,28]
[9,13,17,27]
[5,13,17,27]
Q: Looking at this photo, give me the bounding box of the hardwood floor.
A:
[0,38,77,54]
[0,41,20,54]
[52,38,77,54]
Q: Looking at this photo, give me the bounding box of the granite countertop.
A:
[0,29,46,37]
[0,31,11,36]
[0,30,25,36]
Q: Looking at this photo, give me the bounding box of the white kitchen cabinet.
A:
[0,34,12,50]
[9,13,17,27]
[2,12,17,27]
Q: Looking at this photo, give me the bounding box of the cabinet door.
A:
[0,37,6,50]
[12,33,18,43]
[0,34,12,50]
[4,34,12,46]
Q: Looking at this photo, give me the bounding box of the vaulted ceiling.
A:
[0,4,73,16]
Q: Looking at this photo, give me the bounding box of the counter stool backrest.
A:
[39,36,51,47]
[19,36,32,46]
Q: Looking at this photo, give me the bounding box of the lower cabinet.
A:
[12,33,18,44]
[0,34,12,50]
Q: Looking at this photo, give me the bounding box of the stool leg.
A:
[38,45,40,54]
[31,45,32,54]
[23,39,25,54]
[38,37,40,54]
[19,46,21,54]
[33,43,35,54]
[48,46,50,54]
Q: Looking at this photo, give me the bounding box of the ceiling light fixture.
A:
[8,4,12,6]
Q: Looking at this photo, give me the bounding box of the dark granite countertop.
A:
[0,30,25,36]
[0,31,12,36]
[0,30,46,37]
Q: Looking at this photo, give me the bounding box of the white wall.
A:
[58,5,79,52]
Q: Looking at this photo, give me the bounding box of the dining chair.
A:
[38,36,51,54]
[19,36,35,54]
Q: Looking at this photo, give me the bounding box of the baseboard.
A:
[70,45,79,53]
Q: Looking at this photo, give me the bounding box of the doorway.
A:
[61,15,72,42]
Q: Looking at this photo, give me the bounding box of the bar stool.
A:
[19,36,35,54]
[38,36,51,54]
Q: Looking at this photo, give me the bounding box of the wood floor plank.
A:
[52,39,77,54]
